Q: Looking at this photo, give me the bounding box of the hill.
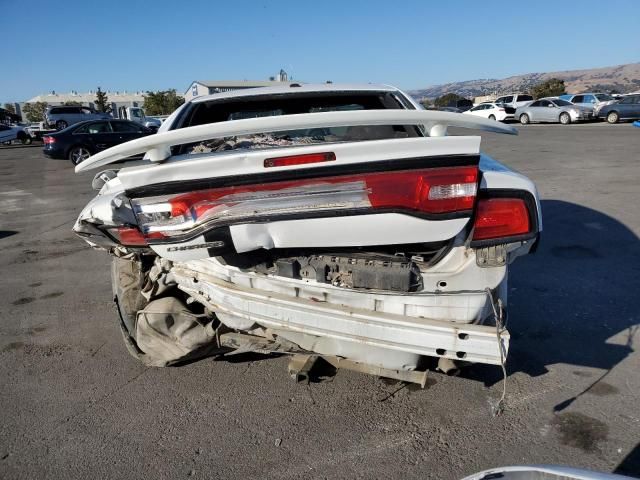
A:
[408,62,640,100]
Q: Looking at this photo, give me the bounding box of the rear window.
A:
[180,92,422,155]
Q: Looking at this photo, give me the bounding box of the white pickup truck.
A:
[113,106,162,131]
[73,84,541,386]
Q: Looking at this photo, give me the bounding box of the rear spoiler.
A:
[75,109,517,173]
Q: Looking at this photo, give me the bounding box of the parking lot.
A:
[1,123,639,479]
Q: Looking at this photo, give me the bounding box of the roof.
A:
[192,80,295,88]
[190,83,400,104]
[26,91,149,103]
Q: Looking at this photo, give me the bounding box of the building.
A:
[24,90,148,113]
[184,71,295,102]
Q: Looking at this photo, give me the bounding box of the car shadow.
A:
[460,200,640,393]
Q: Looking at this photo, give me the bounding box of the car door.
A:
[0,125,14,142]
[537,100,556,121]
[467,105,486,118]
[83,121,118,152]
[526,100,543,121]
[110,120,148,143]
[570,95,586,109]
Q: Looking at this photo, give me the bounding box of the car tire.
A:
[17,132,32,145]
[559,112,571,125]
[68,146,92,165]
[606,111,619,124]
[488,114,496,121]
[55,120,68,130]
[519,114,530,125]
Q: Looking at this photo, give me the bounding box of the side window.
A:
[519,95,533,102]
[81,108,93,115]
[584,95,596,103]
[529,101,542,107]
[471,106,482,112]
[538,100,552,107]
[49,108,61,114]
[503,96,514,103]
[111,121,142,133]
[85,122,112,134]
[633,96,640,104]
[495,97,504,104]
[572,95,584,103]
[619,97,633,104]
[74,124,89,133]
[0,125,9,131]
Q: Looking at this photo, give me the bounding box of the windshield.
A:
[553,99,573,106]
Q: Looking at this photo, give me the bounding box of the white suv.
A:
[494,94,534,109]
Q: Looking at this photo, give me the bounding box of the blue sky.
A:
[2,0,639,103]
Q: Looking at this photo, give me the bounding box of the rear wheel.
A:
[606,111,619,124]
[488,114,496,121]
[559,112,571,125]
[68,146,91,165]
[519,113,530,125]
[55,120,68,130]
[17,132,32,145]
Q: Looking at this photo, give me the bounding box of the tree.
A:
[143,89,185,115]
[95,87,111,113]
[63,101,82,106]
[531,78,566,99]
[434,93,467,107]
[22,102,48,122]
[3,103,15,114]
[420,98,433,109]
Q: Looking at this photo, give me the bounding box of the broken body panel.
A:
[73,84,540,383]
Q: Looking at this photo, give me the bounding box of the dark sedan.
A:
[43,119,153,165]
[598,94,640,123]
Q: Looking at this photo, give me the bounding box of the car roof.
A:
[190,83,401,104]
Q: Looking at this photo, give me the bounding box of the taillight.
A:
[472,198,530,241]
[132,166,478,241]
[43,136,56,144]
[107,226,149,246]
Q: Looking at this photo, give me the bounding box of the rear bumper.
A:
[42,146,66,159]
[172,263,509,366]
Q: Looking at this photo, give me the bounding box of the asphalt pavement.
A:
[1,123,639,479]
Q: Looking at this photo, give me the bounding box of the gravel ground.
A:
[1,123,639,479]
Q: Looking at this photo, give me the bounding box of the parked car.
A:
[597,94,640,123]
[515,98,592,124]
[44,105,111,130]
[71,84,541,385]
[494,93,534,109]
[42,119,152,165]
[560,92,616,117]
[463,102,515,121]
[0,124,32,145]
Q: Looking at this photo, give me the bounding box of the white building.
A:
[25,90,148,110]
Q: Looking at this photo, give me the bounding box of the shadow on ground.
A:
[462,200,639,393]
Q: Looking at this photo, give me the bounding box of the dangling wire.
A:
[486,288,508,416]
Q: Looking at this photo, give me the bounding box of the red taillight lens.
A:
[264,152,336,168]
[43,136,55,144]
[472,198,530,241]
[109,227,149,246]
[132,166,478,239]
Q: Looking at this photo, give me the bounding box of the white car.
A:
[0,124,32,145]
[494,93,534,109]
[72,84,541,385]
[464,102,515,122]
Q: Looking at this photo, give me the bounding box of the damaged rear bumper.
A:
[172,266,509,367]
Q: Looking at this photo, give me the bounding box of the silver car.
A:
[515,97,592,125]
[44,105,111,130]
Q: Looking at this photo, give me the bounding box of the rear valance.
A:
[75,109,517,173]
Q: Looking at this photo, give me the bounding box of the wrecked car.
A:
[73,84,541,386]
